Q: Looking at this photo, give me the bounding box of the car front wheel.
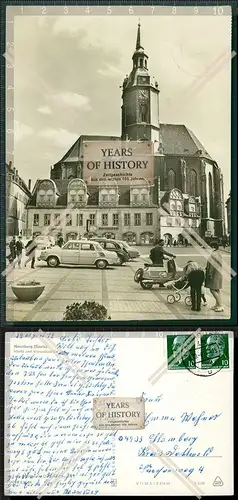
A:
[47,256,60,267]
[95,259,108,269]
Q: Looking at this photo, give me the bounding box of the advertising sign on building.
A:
[83,141,154,185]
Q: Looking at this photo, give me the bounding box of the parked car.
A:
[38,239,120,269]
[90,238,130,265]
[116,240,140,259]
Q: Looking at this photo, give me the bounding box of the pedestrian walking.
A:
[8,236,17,267]
[24,238,37,269]
[16,236,24,268]
[205,241,224,312]
[184,261,206,312]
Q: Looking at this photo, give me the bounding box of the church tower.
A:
[121,22,160,143]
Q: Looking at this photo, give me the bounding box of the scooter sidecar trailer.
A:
[134,265,175,290]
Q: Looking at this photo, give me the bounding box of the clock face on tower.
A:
[138,89,149,102]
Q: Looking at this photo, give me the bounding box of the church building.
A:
[26,23,225,245]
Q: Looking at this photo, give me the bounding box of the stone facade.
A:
[6,162,31,237]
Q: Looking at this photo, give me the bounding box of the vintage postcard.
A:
[5,330,234,495]
[4,4,235,323]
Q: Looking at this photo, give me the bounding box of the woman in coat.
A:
[205,241,224,312]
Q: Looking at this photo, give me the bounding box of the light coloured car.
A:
[38,240,120,269]
[117,240,140,259]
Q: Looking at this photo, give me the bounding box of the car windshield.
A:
[62,242,71,249]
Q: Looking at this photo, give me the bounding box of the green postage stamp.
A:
[200,333,229,369]
[167,334,196,370]
[167,333,229,370]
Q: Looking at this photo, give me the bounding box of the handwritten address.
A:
[93,397,145,430]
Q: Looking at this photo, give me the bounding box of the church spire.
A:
[136,21,143,50]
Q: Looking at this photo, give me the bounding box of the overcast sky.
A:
[12,12,231,199]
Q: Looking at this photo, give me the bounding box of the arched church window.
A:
[145,59,147,68]
[189,169,197,197]
[209,172,214,218]
[139,58,143,68]
[168,169,176,191]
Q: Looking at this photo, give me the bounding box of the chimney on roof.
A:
[9,161,12,169]
[28,179,31,191]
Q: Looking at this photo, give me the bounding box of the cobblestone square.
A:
[5,247,231,323]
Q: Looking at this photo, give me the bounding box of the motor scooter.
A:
[134,257,184,289]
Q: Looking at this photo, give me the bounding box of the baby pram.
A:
[166,276,192,306]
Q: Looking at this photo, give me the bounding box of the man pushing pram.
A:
[166,261,207,311]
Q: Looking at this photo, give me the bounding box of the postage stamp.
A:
[93,396,145,430]
[167,334,196,370]
[200,333,229,369]
[167,331,230,373]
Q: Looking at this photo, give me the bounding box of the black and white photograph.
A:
[5,5,233,322]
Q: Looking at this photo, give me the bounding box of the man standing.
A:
[184,261,206,312]
[9,236,17,267]
[16,236,24,268]
[150,239,176,267]
[24,238,37,269]
[57,235,64,247]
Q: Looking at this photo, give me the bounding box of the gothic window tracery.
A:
[168,169,176,191]
[189,169,198,197]
[208,172,215,218]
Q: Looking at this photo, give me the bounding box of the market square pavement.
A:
[5,246,231,322]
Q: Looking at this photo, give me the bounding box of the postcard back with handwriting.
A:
[5,331,233,496]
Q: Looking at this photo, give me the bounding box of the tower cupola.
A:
[132,22,149,71]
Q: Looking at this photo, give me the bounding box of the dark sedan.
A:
[90,238,130,265]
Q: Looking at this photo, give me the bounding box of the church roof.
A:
[57,135,121,165]
[159,124,212,159]
[53,125,212,168]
